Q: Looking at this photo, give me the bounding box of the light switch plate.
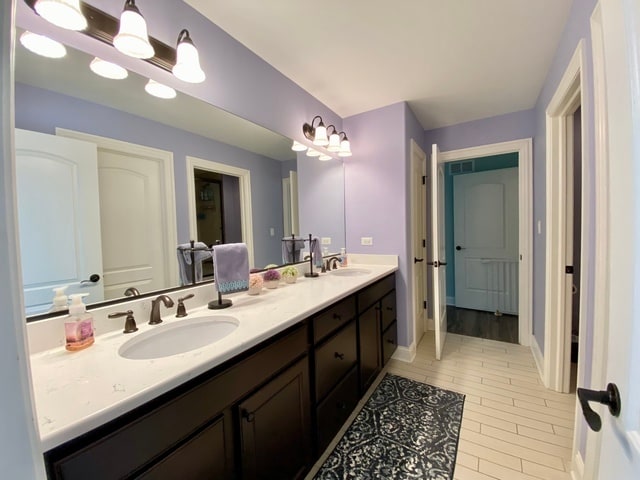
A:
[321,237,331,245]
[269,227,275,236]
[361,237,373,246]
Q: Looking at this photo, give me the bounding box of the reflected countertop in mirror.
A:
[14,26,346,318]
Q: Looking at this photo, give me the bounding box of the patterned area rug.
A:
[314,374,465,480]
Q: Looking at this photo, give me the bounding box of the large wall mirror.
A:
[14,23,345,318]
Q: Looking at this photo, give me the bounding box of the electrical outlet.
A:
[361,237,373,246]
[321,237,331,245]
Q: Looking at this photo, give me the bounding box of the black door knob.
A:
[81,274,101,285]
[577,383,621,432]
[456,245,464,251]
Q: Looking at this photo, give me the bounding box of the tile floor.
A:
[386,333,577,480]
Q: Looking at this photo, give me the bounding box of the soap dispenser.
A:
[65,294,95,351]
[49,285,69,312]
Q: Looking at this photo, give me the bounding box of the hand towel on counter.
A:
[311,237,323,267]
[177,242,211,285]
[281,236,306,264]
[212,243,250,294]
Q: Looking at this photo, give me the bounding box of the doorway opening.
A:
[544,41,585,393]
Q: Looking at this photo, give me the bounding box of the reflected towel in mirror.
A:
[177,242,212,285]
[311,237,323,268]
[212,243,249,294]
[282,236,306,264]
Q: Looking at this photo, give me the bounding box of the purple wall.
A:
[15,83,284,268]
[424,109,535,151]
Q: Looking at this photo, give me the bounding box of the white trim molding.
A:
[571,451,585,480]
[530,334,546,385]
[186,156,255,268]
[391,341,417,363]
[543,40,585,393]
[440,138,533,347]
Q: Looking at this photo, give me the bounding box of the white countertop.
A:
[28,260,397,452]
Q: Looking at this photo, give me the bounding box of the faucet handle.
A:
[108,310,138,334]
[175,294,195,318]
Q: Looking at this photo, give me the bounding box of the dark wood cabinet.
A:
[44,274,397,480]
[358,305,381,393]
[239,357,311,480]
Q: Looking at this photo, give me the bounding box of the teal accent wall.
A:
[445,153,519,302]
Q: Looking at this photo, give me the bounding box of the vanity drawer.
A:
[316,366,358,453]
[357,274,395,313]
[381,292,396,332]
[313,296,356,344]
[382,320,398,365]
[315,321,357,402]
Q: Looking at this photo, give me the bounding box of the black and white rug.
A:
[314,374,465,480]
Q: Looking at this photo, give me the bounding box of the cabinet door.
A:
[137,414,232,480]
[315,321,357,401]
[239,357,311,480]
[382,320,398,365]
[358,305,381,394]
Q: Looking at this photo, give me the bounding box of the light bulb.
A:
[113,0,154,59]
[173,30,205,83]
[34,0,87,31]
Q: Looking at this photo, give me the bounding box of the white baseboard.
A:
[446,296,455,305]
[391,342,416,363]
[426,317,435,331]
[530,334,546,385]
[570,451,584,480]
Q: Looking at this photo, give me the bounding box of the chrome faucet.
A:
[324,256,342,271]
[149,295,174,325]
[124,287,141,297]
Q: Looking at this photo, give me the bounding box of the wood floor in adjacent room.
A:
[387,333,576,480]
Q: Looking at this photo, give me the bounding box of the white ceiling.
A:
[185,0,573,130]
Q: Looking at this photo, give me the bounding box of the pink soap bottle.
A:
[65,294,95,352]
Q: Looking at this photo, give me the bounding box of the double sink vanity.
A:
[27,257,398,479]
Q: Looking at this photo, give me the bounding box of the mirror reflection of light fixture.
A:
[326,125,341,152]
[19,31,67,58]
[34,0,87,31]
[306,148,321,157]
[291,140,307,152]
[113,0,155,59]
[172,29,205,83]
[318,153,332,161]
[89,57,128,80]
[144,79,176,99]
[338,132,352,157]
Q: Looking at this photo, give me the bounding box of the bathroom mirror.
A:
[14,31,345,318]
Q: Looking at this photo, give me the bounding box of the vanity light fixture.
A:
[172,29,205,83]
[19,31,67,58]
[34,0,87,31]
[89,57,128,80]
[144,79,177,99]
[113,0,155,59]
[303,115,329,147]
[291,140,307,152]
[326,126,341,152]
[338,132,352,157]
[306,148,321,157]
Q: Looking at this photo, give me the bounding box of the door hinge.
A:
[422,175,426,185]
[422,239,426,248]
[423,300,427,309]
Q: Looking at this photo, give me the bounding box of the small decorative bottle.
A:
[65,294,95,352]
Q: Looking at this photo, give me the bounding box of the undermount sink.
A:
[119,315,239,360]
[330,268,372,277]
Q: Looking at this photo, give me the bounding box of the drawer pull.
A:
[333,313,342,320]
[386,307,393,311]
[336,402,347,410]
[386,338,395,345]
[242,409,255,423]
[334,352,345,360]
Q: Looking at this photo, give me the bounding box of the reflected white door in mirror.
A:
[16,128,179,314]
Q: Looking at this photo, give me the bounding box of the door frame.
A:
[186,156,255,267]
[439,138,533,347]
[56,128,179,288]
[544,40,586,393]
[410,139,427,348]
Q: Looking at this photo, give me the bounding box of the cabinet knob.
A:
[242,409,255,423]
[386,306,393,311]
[386,338,395,345]
[336,402,347,410]
[334,352,345,360]
[333,313,342,320]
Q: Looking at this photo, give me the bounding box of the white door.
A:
[282,170,299,238]
[431,144,447,360]
[453,168,519,314]
[585,1,640,477]
[58,130,177,299]
[15,129,104,314]
[411,141,427,346]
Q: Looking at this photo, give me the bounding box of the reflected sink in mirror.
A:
[118,315,239,360]
[329,268,372,277]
